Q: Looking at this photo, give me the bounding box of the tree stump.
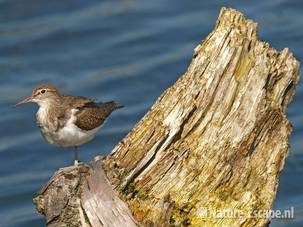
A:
[34,7,300,227]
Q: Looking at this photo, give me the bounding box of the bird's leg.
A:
[74,146,79,165]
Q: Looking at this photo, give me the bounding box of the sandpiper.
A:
[15,84,123,165]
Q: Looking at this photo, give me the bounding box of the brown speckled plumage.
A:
[75,101,122,130]
[32,84,123,132]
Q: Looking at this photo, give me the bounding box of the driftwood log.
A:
[34,7,300,227]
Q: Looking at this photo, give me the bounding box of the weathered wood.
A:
[34,164,91,227]
[103,7,299,226]
[34,159,137,227]
[81,158,137,227]
[34,7,300,227]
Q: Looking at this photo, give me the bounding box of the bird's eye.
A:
[41,89,46,94]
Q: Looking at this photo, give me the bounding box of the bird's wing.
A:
[56,96,95,130]
[61,95,95,108]
[74,100,122,131]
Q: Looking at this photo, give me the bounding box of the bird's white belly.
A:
[41,123,101,147]
[37,107,101,147]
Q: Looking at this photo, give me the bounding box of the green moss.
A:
[234,51,254,83]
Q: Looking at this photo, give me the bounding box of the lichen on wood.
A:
[103,7,300,226]
[34,7,300,227]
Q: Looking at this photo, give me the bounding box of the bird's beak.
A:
[15,96,33,107]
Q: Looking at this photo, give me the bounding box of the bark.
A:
[34,7,300,227]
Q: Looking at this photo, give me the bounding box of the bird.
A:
[15,84,123,165]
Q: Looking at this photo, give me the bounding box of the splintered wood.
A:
[103,7,299,227]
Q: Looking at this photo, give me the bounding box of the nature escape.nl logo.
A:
[196,207,294,219]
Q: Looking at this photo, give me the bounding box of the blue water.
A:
[0,1,302,226]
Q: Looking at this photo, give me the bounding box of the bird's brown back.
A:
[52,96,94,130]
[74,101,123,131]
[42,95,122,131]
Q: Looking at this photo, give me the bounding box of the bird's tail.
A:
[99,101,124,111]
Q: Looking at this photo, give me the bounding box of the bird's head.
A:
[15,84,59,107]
